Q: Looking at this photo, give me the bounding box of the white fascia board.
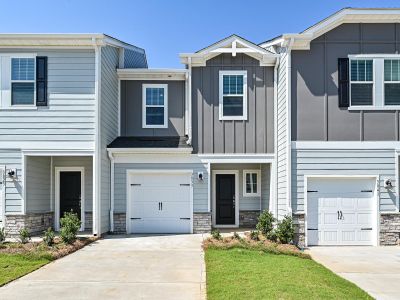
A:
[292,141,400,150]
[117,69,188,80]
[21,149,94,156]
[198,153,275,164]
[0,33,105,47]
[111,153,202,164]
[107,147,193,154]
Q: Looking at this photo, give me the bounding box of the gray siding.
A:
[211,163,270,211]
[192,53,274,154]
[0,150,22,213]
[120,80,185,136]
[52,156,93,212]
[124,48,147,68]
[26,156,50,213]
[99,46,120,233]
[292,23,400,141]
[276,52,289,217]
[291,149,397,212]
[0,49,95,150]
[114,163,208,213]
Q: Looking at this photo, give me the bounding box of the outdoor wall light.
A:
[198,172,204,181]
[384,178,393,188]
[7,169,16,178]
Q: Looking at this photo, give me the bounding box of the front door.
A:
[60,171,81,220]
[216,174,235,225]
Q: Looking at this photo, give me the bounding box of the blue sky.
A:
[1,0,400,68]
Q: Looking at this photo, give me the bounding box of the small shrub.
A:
[60,211,81,244]
[256,210,276,236]
[211,229,222,240]
[266,230,278,242]
[19,228,30,244]
[250,230,259,241]
[276,215,295,244]
[43,227,56,246]
[233,232,242,241]
[0,227,6,243]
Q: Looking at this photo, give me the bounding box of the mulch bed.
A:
[0,236,98,260]
[203,232,310,259]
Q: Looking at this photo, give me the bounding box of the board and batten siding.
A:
[291,149,398,212]
[276,51,289,218]
[191,53,274,154]
[99,46,120,233]
[0,49,96,150]
[0,150,22,214]
[120,80,185,137]
[26,156,50,213]
[114,163,209,213]
[291,23,400,141]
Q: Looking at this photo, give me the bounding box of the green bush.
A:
[250,230,259,241]
[18,228,30,244]
[43,227,56,246]
[267,230,278,242]
[60,211,81,244]
[233,232,242,241]
[0,227,6,243]
[211,229,222,240]
[256,210,276,235]
[276,215,295,244]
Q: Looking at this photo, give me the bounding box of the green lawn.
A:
[0,254,51,286]
[205,248,372,300]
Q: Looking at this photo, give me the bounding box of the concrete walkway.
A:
[308,246,400,300]
[1,234,206,300]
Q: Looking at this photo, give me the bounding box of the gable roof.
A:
[259,8,400,50]
[180,34,277,66]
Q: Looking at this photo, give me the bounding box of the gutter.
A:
[108,151,115,232]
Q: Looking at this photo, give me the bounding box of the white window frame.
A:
[383,59,400,106]
[243,169,261,197]
[10,56,36,107]
[349,58,374,108]
[348,54,400,110]
[219,70,247,120]
[142,83,168,129]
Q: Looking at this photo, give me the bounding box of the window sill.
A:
[219,117,248,121]
[243,194,261,198]
[0,106,38,111]
[348,106,400,111]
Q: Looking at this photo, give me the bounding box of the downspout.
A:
[286,38,294,215]
[272,55,280,218]
[108,150,115,232]
[186,57,192,145]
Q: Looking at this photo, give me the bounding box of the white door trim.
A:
[304,174,380,247]
[126,169,194,234]
[55,167,85,232]
[212,170,240,228]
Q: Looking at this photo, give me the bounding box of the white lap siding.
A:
[291,149,397,212]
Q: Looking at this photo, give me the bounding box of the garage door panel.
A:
[307,177,376,246]
[131,219,191,234]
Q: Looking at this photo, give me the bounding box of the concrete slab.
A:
[307,246,400,300]
[1,234,207,300]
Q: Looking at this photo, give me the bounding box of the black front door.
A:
[60,171,81,220]
[216,174,235,225]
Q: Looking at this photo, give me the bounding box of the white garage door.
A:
[307,177,376,246]
[128,171,192,234]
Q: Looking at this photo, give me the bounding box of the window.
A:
[142,84,168,128]
[11,58,35,105]
[384,59,400,105]
[219,70,247,120]
[243,170,260,197]
[350,59,373,106]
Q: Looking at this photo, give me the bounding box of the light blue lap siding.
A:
[114,163,208,213]
[124,48,147,68]
[0,150,23,213]
[291,149,398,212]
[26,156,50,213]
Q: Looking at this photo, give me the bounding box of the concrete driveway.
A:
[1,234,206,300]
[308,246,400,300]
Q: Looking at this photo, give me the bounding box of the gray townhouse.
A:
[1,8,400,247]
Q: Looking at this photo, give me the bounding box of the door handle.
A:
[340,211,343,220]
[161,202,163,210]
[337,211,340,220]
[158,202,161,210]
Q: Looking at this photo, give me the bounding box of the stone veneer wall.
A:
[239,210,260,228]
[292,213,305,248]
[380,213,400,245]
[5,212,54,236]
[85,212,93,231]
[193,212,212,233]
[113,213,126,234]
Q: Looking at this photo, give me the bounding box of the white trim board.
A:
[303,174,380,247]
[292,141,400,150]
[54,167,85,232]
[212,170,240,228]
